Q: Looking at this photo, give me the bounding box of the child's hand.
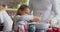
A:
[31,16,41,22]
[34,16,41,21]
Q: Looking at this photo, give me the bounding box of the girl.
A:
[15,4,41,22]
[14,5,41,31]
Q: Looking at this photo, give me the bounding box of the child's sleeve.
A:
[15,15,33,21]
[23,15,33,21]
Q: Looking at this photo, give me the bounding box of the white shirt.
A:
[14,15,33,30]
[0,11,13,32]
[29,0,60,26]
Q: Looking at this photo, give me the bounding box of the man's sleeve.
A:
[29,0,33,15]
[2,11,13,32]
[0,15,4,23]
[51,0,60,25]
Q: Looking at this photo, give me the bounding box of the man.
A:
[29,0,60,26]
[0,5,13,32]
[29,0,60,32]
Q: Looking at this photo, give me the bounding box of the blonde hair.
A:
[0,5,5,10]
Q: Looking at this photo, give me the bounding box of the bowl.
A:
[36,23,50,29]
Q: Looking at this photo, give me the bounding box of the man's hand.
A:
[48,20,53,28]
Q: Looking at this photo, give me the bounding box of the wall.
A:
[0,0,19,5]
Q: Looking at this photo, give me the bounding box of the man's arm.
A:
[51,0,60,25]
[2,11,13,32]
[29,0,33,15]
[0,15,4,23]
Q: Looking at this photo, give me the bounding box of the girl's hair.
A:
[16,4,29,15]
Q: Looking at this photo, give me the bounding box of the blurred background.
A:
[0,0,60,32]
[0,0,29,18]
[0,0,60,18]
[0,0,60,23]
